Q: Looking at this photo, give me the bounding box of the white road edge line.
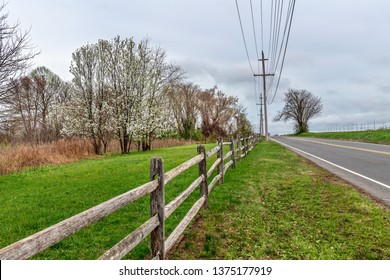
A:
[271,138,390,190]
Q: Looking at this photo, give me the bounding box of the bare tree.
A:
[30,66,63,142]
[274,88,323,133]
[6,76,40,142]
[198,86,238,140]
[0,3,38,100]
[167,82,200,139]
[3,67,66,143]
[230,105,252,137]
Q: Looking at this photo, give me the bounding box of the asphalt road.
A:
[272,136,390,207]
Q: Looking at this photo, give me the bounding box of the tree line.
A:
[0,6,252,154]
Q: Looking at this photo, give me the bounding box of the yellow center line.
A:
[292,138,390,156]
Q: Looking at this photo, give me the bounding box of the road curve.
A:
[272,136,390,207]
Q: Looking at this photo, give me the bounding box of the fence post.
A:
[150,157,165,260]
[217,137,224,184]
[242,137,246,158]
[197,145,208,209]
[236,134,241,162]
[229,137,236,169]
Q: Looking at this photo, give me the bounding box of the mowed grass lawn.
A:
[0,143,217,259]
[170,141,390,260]
[1,141,390,260]
[295,129,390,144]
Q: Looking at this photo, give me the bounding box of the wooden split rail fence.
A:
[0,135,259,260]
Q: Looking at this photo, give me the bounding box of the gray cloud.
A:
[5,0,390,134]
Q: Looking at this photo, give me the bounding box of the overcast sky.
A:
[6,0,390,134]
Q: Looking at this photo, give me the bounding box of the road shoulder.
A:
[272,137,390,207]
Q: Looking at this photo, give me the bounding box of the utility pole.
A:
[256,85,263,136]
[254,51,274,141]
[259,95,263,136]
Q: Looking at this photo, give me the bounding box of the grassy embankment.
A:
[294,129,390,145]
[170,141,390,259]
[1,141,390,260]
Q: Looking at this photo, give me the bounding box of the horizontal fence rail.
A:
[0,134,260,260]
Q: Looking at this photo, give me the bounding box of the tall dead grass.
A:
[0,138,197,175]
[129,138,197,150]
[0,138,94,175]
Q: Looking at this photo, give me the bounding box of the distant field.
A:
[295,129,390,145]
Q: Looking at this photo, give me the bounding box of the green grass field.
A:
[170,141,390,260]
[295,129,390,144]
[1,141,390,260]
[0,143,218,259]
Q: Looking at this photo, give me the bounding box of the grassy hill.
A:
[294,129,390,145]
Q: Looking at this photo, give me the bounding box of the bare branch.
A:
[274,88,323,133]
[0,3,39,99]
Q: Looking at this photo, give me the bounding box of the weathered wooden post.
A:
[229,137,236,169]
[197,145,208,209]
[217,137,224,184]
[241,137,246,158]
[150,157,165,260]
[236,134,241,162]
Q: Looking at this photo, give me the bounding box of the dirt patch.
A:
[166,213,206,260]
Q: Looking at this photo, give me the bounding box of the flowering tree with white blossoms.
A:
[63,36,182,154]
[132,41,182,150]
[64,42,115,154]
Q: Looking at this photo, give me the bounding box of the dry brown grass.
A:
[0,138,94,175]
[131,138,197,150]
[0,137,197,175]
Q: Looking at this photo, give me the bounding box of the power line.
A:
[267,0,274,71]
[274,0,294,73]
[270,0,283,75]
[250,0,260,61]
[267,0,281,89]
[234,0,296,135]
[261,0,296,104]
[260,0,264,51]
[268,0,296,104]
[235,0,255,74]
[268,0,285,92]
